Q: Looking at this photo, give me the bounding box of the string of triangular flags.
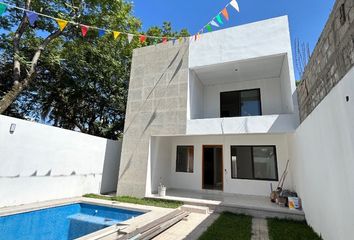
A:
[0,0,240,44]
[195,0,240,40]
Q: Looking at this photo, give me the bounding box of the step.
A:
[181,205,210,214]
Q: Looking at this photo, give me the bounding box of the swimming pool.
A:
[0,203,144,240]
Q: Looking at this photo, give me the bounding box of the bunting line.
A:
[196,0,240,36]
[0,0,240,43]
[0,1,183,41]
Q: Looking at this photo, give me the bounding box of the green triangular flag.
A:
[206,24,212,32]
[0,3,7,16]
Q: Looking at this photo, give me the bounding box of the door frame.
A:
[202,145,224,191]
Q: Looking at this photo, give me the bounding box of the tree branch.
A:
[13,1,31,84]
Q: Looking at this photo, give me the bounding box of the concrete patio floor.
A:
[149,188,305,220]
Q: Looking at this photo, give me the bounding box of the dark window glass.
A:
[230,146,278,181]
[176,146,194,173]
[220,89,261,117]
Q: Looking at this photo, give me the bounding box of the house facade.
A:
[117,16,299,197]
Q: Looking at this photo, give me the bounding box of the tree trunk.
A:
[0,29,62,114]
[0,75,34,113]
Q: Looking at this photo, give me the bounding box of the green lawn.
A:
[199,212,252,240]
[83,193,183,209]
[268,218,322,240]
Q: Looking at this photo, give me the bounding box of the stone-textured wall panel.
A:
[117,41,189,197]
[297,0,354,121]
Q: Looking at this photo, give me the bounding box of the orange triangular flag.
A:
[56,19,68,31]
[113,31,121,40]
[221,8,229,21]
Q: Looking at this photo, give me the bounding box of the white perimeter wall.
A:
[289,67,354,240]
[0,115,121,207]
[149,134,292,196]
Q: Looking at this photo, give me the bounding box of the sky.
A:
[132,0,335,80]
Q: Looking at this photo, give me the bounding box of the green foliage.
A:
[0,1,189,139]
[83,193,183,209]
[268,218,322,240]
[199,212,252,240]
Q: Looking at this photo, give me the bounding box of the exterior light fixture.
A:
[9,123,16,134]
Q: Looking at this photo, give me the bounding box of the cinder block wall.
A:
[297,0,354,121]
[117,41,189,197]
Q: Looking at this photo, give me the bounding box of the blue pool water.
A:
[0,203,143,240]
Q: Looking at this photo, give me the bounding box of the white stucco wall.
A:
[0,115,121,207]
[189,70,204,119]
[186,114,298,135]
[189,16,294,72]
[149,134,292,196]
[289,67,354,240]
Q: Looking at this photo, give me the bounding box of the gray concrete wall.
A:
[117,41,189,197]
[297,0,354,121]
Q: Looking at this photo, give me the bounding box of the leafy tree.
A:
[0,1,189,139]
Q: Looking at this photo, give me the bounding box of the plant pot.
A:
[158,186,166,197]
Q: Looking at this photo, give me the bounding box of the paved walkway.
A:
[251,218,270,240]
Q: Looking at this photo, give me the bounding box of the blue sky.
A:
[132,0,335,80]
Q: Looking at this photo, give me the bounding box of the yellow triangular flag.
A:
[56,19,68,31]
[113,31,121,40]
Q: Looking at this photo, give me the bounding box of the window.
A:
[176,146,194,173]
[231,146,278,181]
[220,89,261,118]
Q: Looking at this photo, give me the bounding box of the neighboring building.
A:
[117,16,299,198]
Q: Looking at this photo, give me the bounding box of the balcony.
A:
[186,114,299,135]
[187,53,299,134]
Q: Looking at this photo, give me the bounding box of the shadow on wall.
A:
[100,139,122,194]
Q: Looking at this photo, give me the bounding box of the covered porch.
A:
[146,133,293,197]
[148,188,305,220]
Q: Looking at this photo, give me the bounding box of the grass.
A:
[83,193,183,209]
[199,212,252,240]
[268,218,322,240]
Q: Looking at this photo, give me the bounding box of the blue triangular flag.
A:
[26,12,38,26]
[98,29,106,37]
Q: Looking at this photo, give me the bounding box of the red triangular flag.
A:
[162,37,167,43]
[81,25,88,37]
[221,8,229,21]
[139,35,147,43]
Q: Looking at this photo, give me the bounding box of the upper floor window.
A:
[220,89,262,118]
[176,146,194,173]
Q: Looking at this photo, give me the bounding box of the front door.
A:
[202,145,223,191]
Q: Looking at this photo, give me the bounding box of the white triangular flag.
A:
[127,34,134,43]
[230,0,240,12]
[210,20,219,28]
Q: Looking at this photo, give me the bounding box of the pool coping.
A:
[0,197,175,240]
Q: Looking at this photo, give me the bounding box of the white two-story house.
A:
[117,16,299,198]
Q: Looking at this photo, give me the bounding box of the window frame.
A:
[220,88,262,118]
[230,145,278,181]
[175,145,194,173]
